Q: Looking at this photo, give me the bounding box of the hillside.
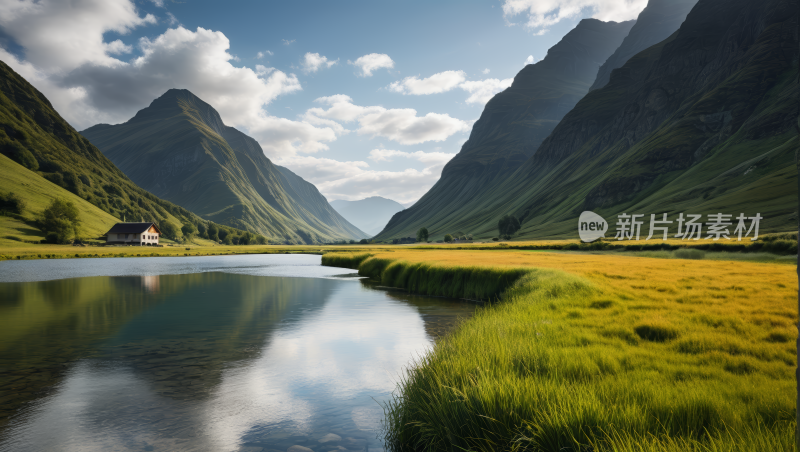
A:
[588,0,698,91]
[373,18,635,240]
[329,197,405,236]
[0,60,251,243]
[376,0,797,241]
[82,90,367,244]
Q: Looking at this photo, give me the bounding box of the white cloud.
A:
[302,52,338,73]
[482,68,490,74]
[305,95,470,145]
[388,70,466,95]
[459,78,513,104]
[277,154,451,204]
[149,0,165,7]
[525,55,536,65]
[368,149,455,166]
[256,50,273,59]
[255,65,275,76]
[348,53,394,77]
[282,39,295,45]
[502,0,646,32]
[0,0,156,73]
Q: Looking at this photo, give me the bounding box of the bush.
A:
[0,191,26,215]
[416,227,429,243]
[160,221,180,240]
[181,222,197,239]
[360,238,369,244]
[444,234,453,243]
[498,214,521,237]
[40,198,80,244]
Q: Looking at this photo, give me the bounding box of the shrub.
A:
[0,191,26,215]
[498,214,521,237]
[416,227,429,243]
[360,238,369,244]
[40,198,80,244]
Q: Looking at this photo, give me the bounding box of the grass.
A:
[322,249,797,451]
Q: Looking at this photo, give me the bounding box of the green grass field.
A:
[323,250,797,451]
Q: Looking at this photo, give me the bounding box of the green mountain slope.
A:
[0,60,247,242]
[329,197,406,236]
[81,90,367,244]
[377,0,797,241]
[381,19,634,240]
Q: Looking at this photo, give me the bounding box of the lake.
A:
[0,254,477,452]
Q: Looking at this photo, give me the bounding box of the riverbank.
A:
[323,250,797,451]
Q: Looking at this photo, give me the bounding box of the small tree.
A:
[207,223,219,241]
[360,238,369,244]
[444,234,453,243]
[181,223,197,240]
[160,221,180,241]
[498,215,521,237]
[0,191,26,215]
[41,198,80,244]
[416,227,429,243]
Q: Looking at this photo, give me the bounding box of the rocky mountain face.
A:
[329,197,405,236]
[377,0,797,241]
[377,18,636,239]
[82,90,367,244]
[589,0,699,91]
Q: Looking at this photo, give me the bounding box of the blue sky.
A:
[0,0,646,204]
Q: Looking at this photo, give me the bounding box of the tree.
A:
[207,223,219,241]
[41,198,80,244]
[444,234,453,243]
[0,191,26,215]
[181,223,197,240]
[196,222,208,239]
[498,215,521,237]
[416,227,429,243]
[359,238,369,244]
[160,221,179,240]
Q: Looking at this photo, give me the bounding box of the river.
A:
[0,254,477,452]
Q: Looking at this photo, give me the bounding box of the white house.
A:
[105,222,161,246]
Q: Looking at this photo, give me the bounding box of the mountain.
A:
[0,60,248,242]
[377,0,797,241]
[589,0,699,91]
[81,90,367,244]
[329,197,405,236]
[373,18,636,239]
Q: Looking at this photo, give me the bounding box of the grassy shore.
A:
[323,250,797,451]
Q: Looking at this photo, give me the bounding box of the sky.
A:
[0,0,647,205]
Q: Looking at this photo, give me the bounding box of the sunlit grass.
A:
[323,250,797,451]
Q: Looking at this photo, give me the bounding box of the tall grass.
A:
[320,252,373,269]
[369,251,797,452]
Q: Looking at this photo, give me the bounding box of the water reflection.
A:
[0,268,476,452]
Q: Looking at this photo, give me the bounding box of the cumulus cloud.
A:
[459,78,513,104]
[502,0,646,32]
[525,55,536,65]
[256,50,273,59]
[305,95,470,145]
[482,68,490,74]
[0,0,156,73]
[388,70,466,95]
[302,52,338,73]
[277,154,451,204]
[282,39,295,45]
[348,53,394,77]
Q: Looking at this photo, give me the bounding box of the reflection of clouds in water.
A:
[3,362,226,452]
[201,286,433,442]
[140,275,160,293]
[351,406,383,431]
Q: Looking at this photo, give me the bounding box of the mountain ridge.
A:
[82,89,367,244]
